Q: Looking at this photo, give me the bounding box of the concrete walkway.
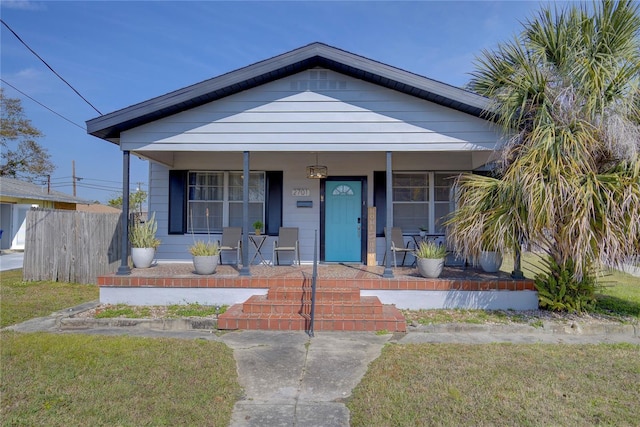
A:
[0,251,23,271]
[223,331,388,427]
[3,306,638,426]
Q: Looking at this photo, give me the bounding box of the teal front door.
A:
[325,180,362,262]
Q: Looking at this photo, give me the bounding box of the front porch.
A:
[97,263,537,332]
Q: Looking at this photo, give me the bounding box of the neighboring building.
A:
[76,203,122,214]
[87,42,502,265]
[0,176,91,250]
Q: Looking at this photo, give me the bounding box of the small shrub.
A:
[413,241,447,259]
[129,212,161,248]
[534,257,597,313]
[189,241,220,256]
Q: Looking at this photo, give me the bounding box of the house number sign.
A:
[292,188,310,197]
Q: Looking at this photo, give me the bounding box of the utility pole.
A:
[72,160,76,197]
[47,175,50,194]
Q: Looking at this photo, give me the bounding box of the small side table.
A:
[249,235,269,266]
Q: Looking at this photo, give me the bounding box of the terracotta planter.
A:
[192,255,219,275]
[131,247,155,268]
[479,251,503,273]
[416,257,445,278]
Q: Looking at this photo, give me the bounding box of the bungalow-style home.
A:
[0,176,92,250]
[87,42,502,267]
[87,43,538,324]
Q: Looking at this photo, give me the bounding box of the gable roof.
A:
[86,42,493,143]
[0,176,92,204]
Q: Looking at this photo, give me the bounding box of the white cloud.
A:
[0,0,46,11]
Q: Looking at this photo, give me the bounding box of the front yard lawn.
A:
[348,342,640,426]
[0,269,98,328]
[1,332,241,426]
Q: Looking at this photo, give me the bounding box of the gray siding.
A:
[122,69,501,153]
[149,150,486,262]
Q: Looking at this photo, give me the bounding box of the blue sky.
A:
[1,0,549,203]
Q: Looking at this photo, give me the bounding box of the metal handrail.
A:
[308,229,318,337]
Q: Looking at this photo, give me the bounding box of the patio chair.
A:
[218,227,242,266]
[382,227,414,267]
[272,227,300,266]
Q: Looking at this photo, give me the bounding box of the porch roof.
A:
[86,42,494,144]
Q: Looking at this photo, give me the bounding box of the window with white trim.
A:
[188,171,265,233]
[392,172,458,234]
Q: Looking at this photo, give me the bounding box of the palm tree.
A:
[446,0,640,310]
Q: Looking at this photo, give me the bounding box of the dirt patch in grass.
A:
[403,308,638,328]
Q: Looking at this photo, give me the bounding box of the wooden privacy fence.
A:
[23,208,123,284]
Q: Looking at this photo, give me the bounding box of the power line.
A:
[1,78,85,130]
[1,18,102,115]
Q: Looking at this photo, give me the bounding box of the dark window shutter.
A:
[265,171,283,236]
[373,171,386,237]
[168,170,187,234]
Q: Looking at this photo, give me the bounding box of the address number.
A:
[292,188,310,197]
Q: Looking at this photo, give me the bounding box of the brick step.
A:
[267,287,361,302]
[242,294,384,315]
[218,303,406,332]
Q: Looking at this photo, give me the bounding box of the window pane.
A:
[187,201,223,233]
[434,173,457,202]
[434,173,457,186]
[393,173,428,202]
[434,203,453,233]
[188,172,223,201]
[393,203,428,233]
[434,187,451,202]
[393,173,427,187]
[229,172,265,202]
[229,202,264,228]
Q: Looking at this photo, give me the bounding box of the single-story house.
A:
[0,176,92,250]
[87,42,502,270]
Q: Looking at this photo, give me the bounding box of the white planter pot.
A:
[131,247,155,268]
[479,251,503,273]
[416,257,445,278]
[193,255,219,275]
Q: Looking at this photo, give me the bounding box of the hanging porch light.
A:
[306,152,328,179]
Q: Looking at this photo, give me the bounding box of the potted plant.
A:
[189,240,220,275]
[129,212,160,268]
[188,207,220,274]
[479,249,503,273]
[413,240,447,278]
[252,220,264,235]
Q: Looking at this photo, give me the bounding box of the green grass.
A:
[94,304,152,319]
[507,252,640,319]
[93,303,228,319]
[348,343,640,426]
[594,270,640,318]
[0,269,98,328]
[1,332,241,426]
